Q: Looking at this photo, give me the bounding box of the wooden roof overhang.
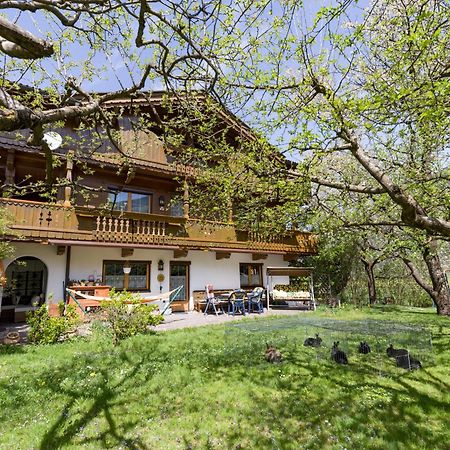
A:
[0,136,194,180]
[266,267,314,277]
[99,91,258,144]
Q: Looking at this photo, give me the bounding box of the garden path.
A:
[155,309,309,331]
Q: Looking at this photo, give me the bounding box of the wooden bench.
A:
[271,290,314,310]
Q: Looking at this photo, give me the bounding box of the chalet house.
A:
[0,91,316,321]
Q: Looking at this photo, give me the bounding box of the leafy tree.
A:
[208,0,450,314]
[309,156,449,309]
[2,0,449,314]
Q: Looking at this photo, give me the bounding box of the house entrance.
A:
[3,257,47,307]
[169,261,190,311]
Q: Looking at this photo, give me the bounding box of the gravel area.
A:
[155,308,311,331]
[0,323,29,344]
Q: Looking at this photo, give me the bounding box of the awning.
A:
[266,267,314,277]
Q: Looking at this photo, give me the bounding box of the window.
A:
[103,261,150,290]
[108,192,152,214]
[240,263,263,288]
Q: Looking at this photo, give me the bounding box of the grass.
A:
[0,305,449,449]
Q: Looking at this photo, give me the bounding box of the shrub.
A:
[57,301,65,316]
[101,289,163,345]
[27,303,80,345]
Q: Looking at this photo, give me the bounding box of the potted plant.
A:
[0,274,6,313]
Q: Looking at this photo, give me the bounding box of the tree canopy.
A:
[1,0,449,313]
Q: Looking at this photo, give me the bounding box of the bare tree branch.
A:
[0,16,53,59]
[310,176,387,194]
[311,79,450,237]
[401,257,434,297]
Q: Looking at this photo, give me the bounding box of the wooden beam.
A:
[121,248,134,258]
[183,179,189,219]
[57,245,66,255]
[5,149,15,186]
[227,197,233,223]
[174,249,188,258]
[252,253,268,261]
[63,154,73,207]
[216,251,231,260]
[284,254,300,262]
[64,245,71,296]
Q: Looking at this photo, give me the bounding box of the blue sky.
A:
[3,1,367,92]
[2,0,370,158]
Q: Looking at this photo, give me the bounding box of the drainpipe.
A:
[64,246,71,302]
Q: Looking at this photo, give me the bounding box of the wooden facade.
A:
[0,92,317,317]
[0,198,317,255]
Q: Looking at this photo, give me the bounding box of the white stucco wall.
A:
[2,243,290,309]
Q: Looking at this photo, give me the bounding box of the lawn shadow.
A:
[217,355,449,449]
[4,312,448,449]
[180,321,450,449]
[0,343,27,355]
[38,349,149,449]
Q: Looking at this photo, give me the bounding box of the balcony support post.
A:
[216,251,231,260]
[4,149,15,193]
[63,154,73,207]
[252,253,268,261]
[121,248,134,258]
[174,248,188,259]
[64,245,71,299]
[284,253,300,262]
[183,179,189,219]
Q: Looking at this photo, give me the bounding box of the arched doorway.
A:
[3,257,48,307]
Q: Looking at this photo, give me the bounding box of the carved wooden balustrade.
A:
[0,199,317,254]
[94,216,167,244]
[0,198,79,238]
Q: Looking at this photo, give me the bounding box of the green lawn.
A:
[1,306,449,449]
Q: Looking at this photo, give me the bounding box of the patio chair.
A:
[203,284,222,316]
[247,287,264,314]
[228,289,247,316]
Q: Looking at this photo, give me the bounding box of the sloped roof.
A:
[0,136,195,177]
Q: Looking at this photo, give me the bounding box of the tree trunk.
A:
[361,258,377,305]
[423,240,450,316]
[402,239,450,316]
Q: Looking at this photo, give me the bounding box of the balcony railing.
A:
[0,198,317,254]
[0,198,80,236]
[94,216,167,244]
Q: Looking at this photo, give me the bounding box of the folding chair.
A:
[203,284,222,316]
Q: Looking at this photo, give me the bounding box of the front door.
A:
[169,261,190,312]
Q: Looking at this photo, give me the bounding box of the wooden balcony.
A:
[0,198,317,255]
